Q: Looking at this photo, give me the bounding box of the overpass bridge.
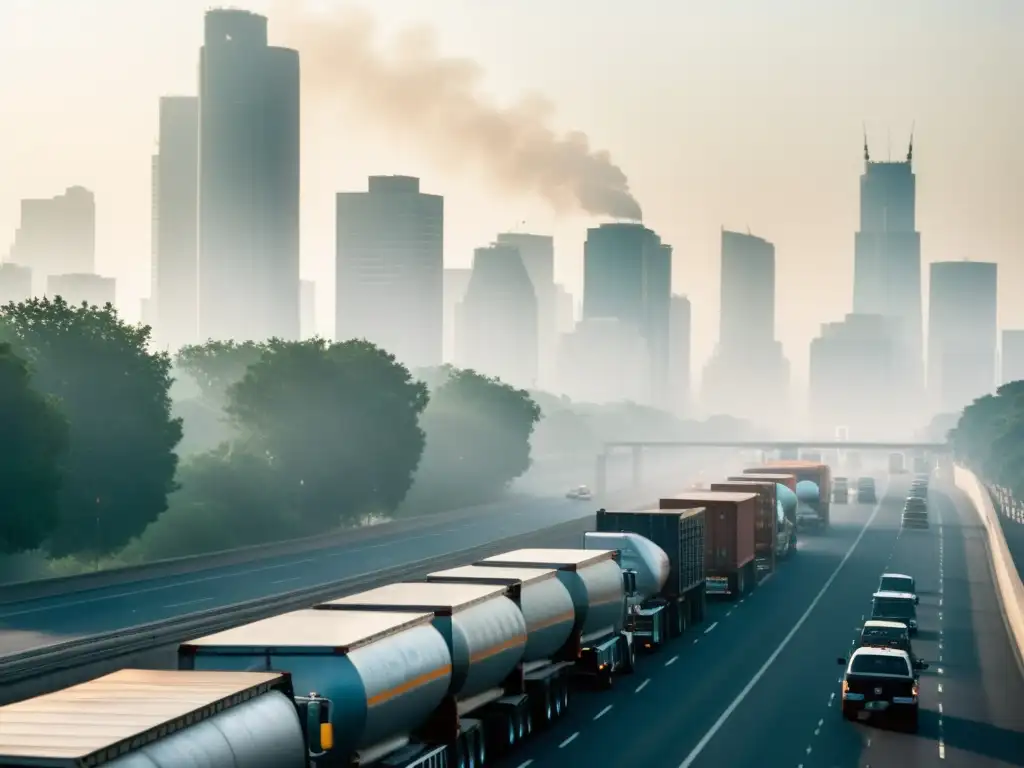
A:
[593,439,950,496]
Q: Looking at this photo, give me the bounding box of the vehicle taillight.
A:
[912,682,919,698]
[842,680,849,695]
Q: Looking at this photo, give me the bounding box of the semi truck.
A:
[710,480,780,576]
[592,507,707,641]
[745,461,832,532]
[660,491,758,599]
[889,452,907,474]
[0,668,331,768]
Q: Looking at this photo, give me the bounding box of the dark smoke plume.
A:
[273,4,642,220]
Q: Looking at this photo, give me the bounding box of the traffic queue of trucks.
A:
[0,461,833,768]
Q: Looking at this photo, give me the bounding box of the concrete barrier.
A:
[953,465,1024,673]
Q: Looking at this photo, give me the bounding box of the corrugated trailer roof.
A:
[661,491,759,504]
[183,608,433,653]
[426,565,559,585]
[477,548,617,571]
[318,581,508,615]
[600,507,705,519]
[0,669,288,766]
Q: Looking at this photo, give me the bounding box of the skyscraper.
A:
[670,294,692,417]
[927,261,997,412]
[443,268,472,364]
[852,136,923,401]
[0,263,32,306]
[496,233,557,388]
[10,186,95,292]
[582,222,671,406]
[1002,330,1024,385]
[198,9,300,343]
[457,244,538,388]
[153,96,199,350]
[47,274,116,308]
[701,230,789,423]
[336,176,444,370]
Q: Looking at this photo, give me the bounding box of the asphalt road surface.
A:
[0,449,729,656]
[496,474,1024,768]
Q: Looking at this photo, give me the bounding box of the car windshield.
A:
[851,654,911,677]
[873,598,915,619]
[880,577,913,592]
[861,627,908,648]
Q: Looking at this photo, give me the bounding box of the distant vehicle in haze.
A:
[888,452,907,474]
[566,485,592,500]
[856,477,877,504]
[832,476,849,503]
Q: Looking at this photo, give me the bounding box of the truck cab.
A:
[858,620,916,659]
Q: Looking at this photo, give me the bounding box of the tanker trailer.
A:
[180,608,452,767]
[0,669,326,768]
[749,460,832,530]
[590,508,706,640]
[425,565,578,731]
[795,479,824,531]
[475,548,634,688]
[735,471,799,544]
[711,480,779,577]
[316,581,527,767]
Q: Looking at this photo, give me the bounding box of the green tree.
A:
[0,343,69,553]
[406,368,541,512]
[950,381,1024,496]
[175,340,267,408]
[0,297,182,556]
[227,339,428,529]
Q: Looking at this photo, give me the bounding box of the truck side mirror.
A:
[297,694,334,758]
[836,657,847,666]
[914,660,929,670]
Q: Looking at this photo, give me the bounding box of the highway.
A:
[496,475,1024,768]
[0,449,726,657]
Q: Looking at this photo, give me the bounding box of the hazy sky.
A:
[1,0,1021,384]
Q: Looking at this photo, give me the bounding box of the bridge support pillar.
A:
[632,446,643,490]
[595,452,608,497]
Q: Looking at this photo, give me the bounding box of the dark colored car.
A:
[902,497,929,530]
[871,591,918,634]
[839,647,926,730]
[856,477,877,504]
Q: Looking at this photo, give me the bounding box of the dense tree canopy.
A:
[176,340,268,408]
[0,298,182,556]
[227,339,429,528]
[950,381,1024,496]
[0,343,69,553]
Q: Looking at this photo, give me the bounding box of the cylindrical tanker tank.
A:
[776,483,798,518]
[180,609,452,761]
[475,548,625,643]
[0,669,309,768]
[796,480,820,503]
[317,581,527,701]
[582,531,669,601]
[425,565,575,663]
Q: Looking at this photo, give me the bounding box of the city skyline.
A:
[0,1,1020,384]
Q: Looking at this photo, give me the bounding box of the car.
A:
[838,646,925,731]
[871,590,918,634]
[856,477,877,504]
[832,477,849,503]
[878,572,918,603]
[902,497,929,529]
[858,620,917,660]
[566,485,592,501]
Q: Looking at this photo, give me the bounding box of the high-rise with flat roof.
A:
[198,9,300,342]
[336,176,443,370]
[1002,330,1024,385]
[153,96,199,350]
[47,273,116,308]
[927,260,997,412]
[10,186,95,293]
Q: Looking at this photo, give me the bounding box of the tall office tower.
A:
[0,263,32,306]
[10,186,95,293]
[809,313,904,438]
[670,294,692,417]
[559,318,649,403]
[701,230,789,424]
[1002,330,1024,385]
[153,96,199,350]
[336,176,443,370]
[554,283,575,336]
[496,233,557,388]
[443,268,471,364]
[927,261,998,412]
[583,223,671,407]
[852,136,923,409]
[457,244,538,388]
[300,280,317,339]
[198,9,300,343]
[47,273,116,308]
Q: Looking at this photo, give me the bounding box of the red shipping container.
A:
[711,481,778,569]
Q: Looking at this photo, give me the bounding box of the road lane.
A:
[494,485,889,768]
[0,450,729,655]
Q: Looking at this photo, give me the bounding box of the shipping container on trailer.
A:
[0,669,319,768]
[181,608,455,767]
[711,481,779,576]
[314,581,530,765]
[745,461,832,528]
[592,507,707,641]
[660,491,758,599]
[475,548,635,688]
[733,473,799,547]
[737,471,797,494]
